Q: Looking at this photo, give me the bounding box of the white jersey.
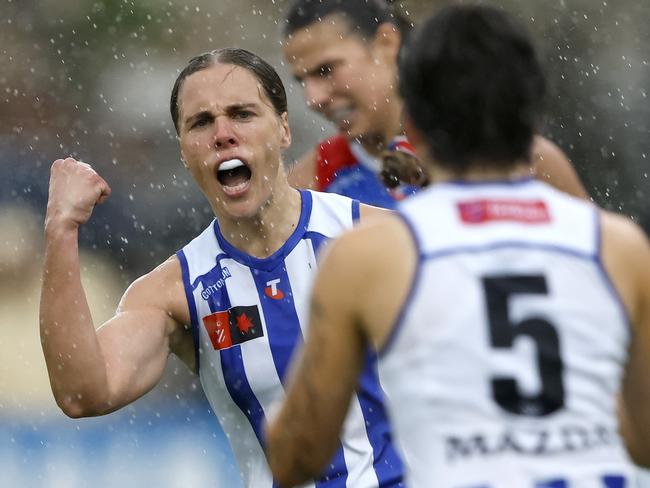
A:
[177,190,404,488]
[378,179,634,488]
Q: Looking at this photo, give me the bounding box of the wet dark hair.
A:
[170,47,288,134]
[284,0,411,40]
[399,4,546,173]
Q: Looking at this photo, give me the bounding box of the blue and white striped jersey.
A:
[177,190,403,488]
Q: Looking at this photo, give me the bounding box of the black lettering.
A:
[531,428,550,455]
[446,435,492,461]
[496,431,525,455]
[444,424,618,463]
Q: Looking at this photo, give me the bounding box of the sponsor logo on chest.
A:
[202,305,263,350]
[200,266,232,300]
[264,278,285,300]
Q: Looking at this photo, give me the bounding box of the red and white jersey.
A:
[379,178,635,488]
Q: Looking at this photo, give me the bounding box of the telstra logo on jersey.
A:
[202,305,263,350]
[264,278,285,300]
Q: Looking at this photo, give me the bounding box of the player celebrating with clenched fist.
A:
[40,48,404,487]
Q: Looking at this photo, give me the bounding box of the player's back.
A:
[378,178,635,487]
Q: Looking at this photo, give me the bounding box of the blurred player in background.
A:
[282,0,588,204]
[40,47,404,487]
[267,4,650,487]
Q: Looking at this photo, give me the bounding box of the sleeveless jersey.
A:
[379,179,635,488]
[177,190,403,488]
[315,135,417,208]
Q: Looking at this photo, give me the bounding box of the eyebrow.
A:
[183,103,259,126]
[294,61,337,83]
[228,102,259,112]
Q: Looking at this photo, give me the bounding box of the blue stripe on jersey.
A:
[352,199,360,223]
[176,250,201,373]
[208,257,268,448]
[250,264,303,382]
[249,261,349,487]
[602,475,625,488]
[305,231,328,261]
[535,480,566,488]
[357,350,405,486]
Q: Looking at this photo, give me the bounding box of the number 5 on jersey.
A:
[482,275,565,416]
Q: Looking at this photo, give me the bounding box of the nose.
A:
[213,117,238,149]
[303,78,332,112]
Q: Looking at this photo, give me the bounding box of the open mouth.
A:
[216,158,252,195]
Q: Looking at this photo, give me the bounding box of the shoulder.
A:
[359,203,393,222]
[600,210,650,325]
[531,135,588,199]
[532,136,565,161]
[119,255,189,326]
[318,211,418,348]
[322,212,415,284]
[600,210,649,262]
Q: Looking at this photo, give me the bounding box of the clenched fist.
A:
[45,157,112,232]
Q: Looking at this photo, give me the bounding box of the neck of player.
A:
[216,179,303,259]
[429,160,533,184]
[357,98,405,157]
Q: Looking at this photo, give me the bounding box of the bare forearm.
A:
[40,224,110,416]
[267,392,328,487]
[267,345,356,486]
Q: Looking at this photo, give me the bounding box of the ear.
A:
[279,112,292,149]
[372,22,402,64]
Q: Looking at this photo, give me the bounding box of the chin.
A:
[341,127,361,140]
[221,202,257,220]
[341,123,368,141]
[221,195,269,221]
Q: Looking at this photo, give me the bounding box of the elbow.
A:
[56,398,91,418]
[54,392,111,419]
[59,403,90,419]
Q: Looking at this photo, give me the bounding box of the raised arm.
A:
[40,158,189,418]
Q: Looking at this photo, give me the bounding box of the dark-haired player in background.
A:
[282,0,588,204]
